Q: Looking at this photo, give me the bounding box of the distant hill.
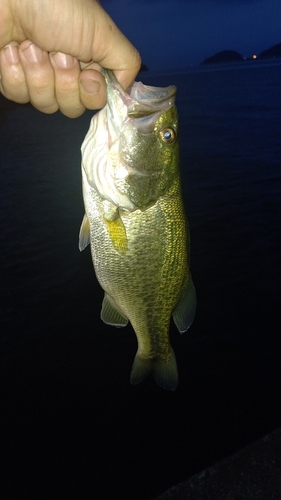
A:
[201,50,244,65]
[259,42,281,59]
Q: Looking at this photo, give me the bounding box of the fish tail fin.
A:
[130,353,153,387]
[130,348,178,391]
[153,348,179,391]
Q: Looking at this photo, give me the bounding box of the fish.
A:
[79,69,196,390]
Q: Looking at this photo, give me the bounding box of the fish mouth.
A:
[127,78,176,119]
[103,69,176,133]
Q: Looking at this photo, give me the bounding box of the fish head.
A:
[81,70,179,211]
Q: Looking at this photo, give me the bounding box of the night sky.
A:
[103,0,281,69]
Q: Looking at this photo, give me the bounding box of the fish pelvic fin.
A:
[101,293,128,327]
[130,348,178,391]
[173,275,197,333]
[79,214,90,251]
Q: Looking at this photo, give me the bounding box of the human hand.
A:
[0,0,141,117]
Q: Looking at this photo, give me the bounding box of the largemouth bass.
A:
[79,70,196,390]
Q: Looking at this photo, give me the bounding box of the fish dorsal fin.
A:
[172,276,197,333]
[79,214,90,251]
[101,293,128,327]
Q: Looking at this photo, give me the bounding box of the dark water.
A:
[1,60,281,499]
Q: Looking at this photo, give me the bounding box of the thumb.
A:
[83,2,141,89]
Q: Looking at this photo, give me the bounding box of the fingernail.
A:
[22,43,43,63]
[4,44,19,64]
[52,52,75,69]
[80,79,100,95]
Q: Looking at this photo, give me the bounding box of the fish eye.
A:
[159,127,176,143]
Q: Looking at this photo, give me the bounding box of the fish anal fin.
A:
[79,213,90,251]
[130,348,178,391]
[101,293,128,327]
[173,275,197,333]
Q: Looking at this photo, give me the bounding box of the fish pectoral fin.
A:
[78,213,90,251]
[130,349,178,391]
[101,293,128,327]
[104,215,128,255]
[172,276,197,333]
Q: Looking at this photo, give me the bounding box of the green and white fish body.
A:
[79,70,196,390]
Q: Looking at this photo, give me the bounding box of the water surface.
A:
[1,60,281,499]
